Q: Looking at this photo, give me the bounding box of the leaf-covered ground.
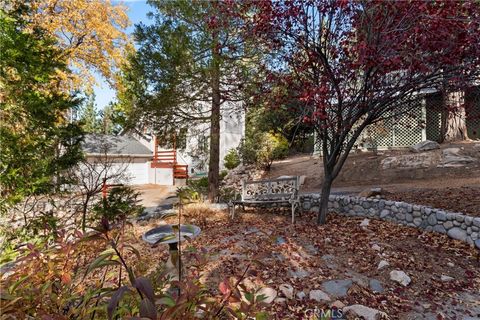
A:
[133,206,480,319]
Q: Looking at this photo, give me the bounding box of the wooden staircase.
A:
[151,138,188,182]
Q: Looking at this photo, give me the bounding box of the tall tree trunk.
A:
[208,39,221,202]
[442,91,469,142]
[317,174,333,225]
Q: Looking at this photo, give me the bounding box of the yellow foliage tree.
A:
[15,0,131,91]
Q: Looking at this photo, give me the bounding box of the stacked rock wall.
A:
[300,194,479,245]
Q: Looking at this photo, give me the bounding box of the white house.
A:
[82,134,153,185]
[82,107,245,186]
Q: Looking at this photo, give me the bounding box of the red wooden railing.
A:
[151,136,188,181]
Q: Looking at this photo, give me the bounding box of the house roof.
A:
[82,134,153,157]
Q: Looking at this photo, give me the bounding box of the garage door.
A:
[127,162,149,185]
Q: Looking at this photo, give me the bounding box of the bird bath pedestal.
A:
[142,224,201,280]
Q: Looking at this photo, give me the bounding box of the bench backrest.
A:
[241,176,300,201]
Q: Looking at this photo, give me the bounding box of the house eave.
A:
[85,153,153,159]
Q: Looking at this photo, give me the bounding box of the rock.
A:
[353,205,365,214]
[256,287,277,304]
[447,227,467,242]
[343,304,388,320]
[427,215,437,225]
[296,291,306,300]
[380,209,390,218]
[371,244,381,251]
[274,297,286,304]
[288,268,310,278]
[279,283,294,299]
[447,262,455,267]
[381,153,439,169]
[474,239,480,250]
[436,211,447,221]
[413,218,422,227]
[321,279,353,297]
[390,270,411,286]
[474,218,480,228]
[360,218,370,227]
[443,221,454,229]
[369,279,384,293]
[433,225,446,234]
[378,260,389,270]
[331,300,346,309]
[438,148,477,167]
[309,289,331,302]
[275,236,286,245]
[410,140,440,153]
[440,275,454,282]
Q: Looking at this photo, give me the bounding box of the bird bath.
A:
[142,224,201,280]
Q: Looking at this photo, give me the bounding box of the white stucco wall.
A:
[148,166,174,186]
[219,106,245,169]
[84,156,150,185]
[180,102,245,174]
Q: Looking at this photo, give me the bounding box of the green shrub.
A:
[224,148,240,169]
[91,186,144,224]
[187,177,209,197]
[238,132,289,170]
[238,137,258,165]
[220,169,228,181]
[257,132,289,170]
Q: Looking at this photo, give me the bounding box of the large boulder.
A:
[381,153,439,169]
[438,148,477,168]
[410,140,440,153]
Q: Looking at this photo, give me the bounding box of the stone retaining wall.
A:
[300,194,480,245]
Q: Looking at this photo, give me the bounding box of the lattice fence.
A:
[360,98,425,150]
[314,88,480,154]
[465,86,480,140]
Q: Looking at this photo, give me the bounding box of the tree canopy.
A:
[0,9,83,212]
[239,0,480,223]
[9,0,131,91]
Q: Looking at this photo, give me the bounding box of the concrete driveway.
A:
[134,184,176,209]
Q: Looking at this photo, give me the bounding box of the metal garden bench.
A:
[228,176,301,223]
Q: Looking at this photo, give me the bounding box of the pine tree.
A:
[121,1,261,201]
[79,93,101,133]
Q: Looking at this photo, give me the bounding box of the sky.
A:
[92,0,151,110]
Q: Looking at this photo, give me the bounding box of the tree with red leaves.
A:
[240,0,480,224]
